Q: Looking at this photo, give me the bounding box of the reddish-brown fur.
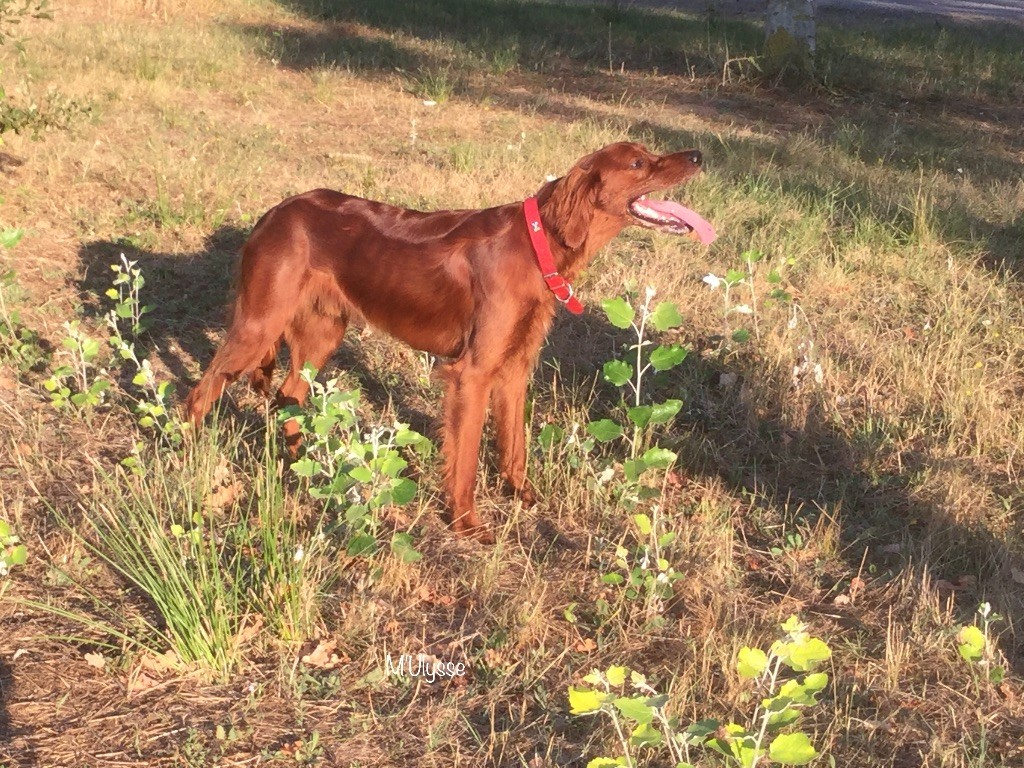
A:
[185,142,703,541]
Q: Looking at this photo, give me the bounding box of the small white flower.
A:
[294,545,305,563]
[702,274,722,290]
[813,363,824,385]
[422,100,437,107]
[645,285,657,302]
[731,304,754,315]
[598,466,616,485]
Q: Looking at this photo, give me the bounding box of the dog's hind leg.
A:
[249,339,281,399]
[276,290,352,454]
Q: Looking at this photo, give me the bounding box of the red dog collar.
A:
[523,196,584,315]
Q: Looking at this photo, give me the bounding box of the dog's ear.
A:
[545,163,598,251]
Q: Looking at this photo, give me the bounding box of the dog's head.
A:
[543,142,714,250]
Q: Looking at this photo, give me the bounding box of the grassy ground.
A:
[1,0,1023,765]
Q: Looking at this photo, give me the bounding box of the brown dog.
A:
[185,142,712,541]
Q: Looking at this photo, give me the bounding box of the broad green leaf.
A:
[649,399,683,424]
[380,453,408,478]
[623,459,646,482]
[538,423,564,449]
[0,228,25,250]
[767,269,783,284]
[736,646,768,678]
[957,625,986,652]
[347,533,377,557]
[312,415,335,436]
[627,405,652,428]
[391,532,423,563]
[658,531,676,548]
[725,268,747,285]
[613,695,654,724]
[394,429,428,447]
[587,419,623,442]
[766,705,801,728]
[641,447,677,469]
[291,458,321,478]
[349,466,374,483]
[630,722,664,747]
[958,642,984,663]
[650,302,683,331]
[602,297,635,329]
[776,679,819,708]
[605,665,627,686]
[568,686,606,715]
[684,719,720,742]
[645,693,669,709]
[769,733,818,765]
[601,573,625,585]
[633,514,652,536]
[732,328,751,343]
[781,615,806,634]
[586,758,626,768]
[803,672,828,692]
[391,477,417,505]
[0,520,10,538]
[602,359,633,387]
[786,637,832,671]
[81,338,101,359]
[8,544,27,566]
[650,344,688,371]
[742,249,764,264]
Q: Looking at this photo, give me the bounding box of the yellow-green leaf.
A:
[737,646,768,678]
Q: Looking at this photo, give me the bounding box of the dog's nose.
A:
[689,150,703,166]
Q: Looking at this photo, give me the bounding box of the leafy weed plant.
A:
[281,365,432,561]
[569,616,832,768]
[0,227,46,372]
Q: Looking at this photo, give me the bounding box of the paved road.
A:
[667,0,1024,25]
[818,0,1024,25]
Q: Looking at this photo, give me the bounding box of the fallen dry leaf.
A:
[204,480,243,512]
[302,639,344,670]
[126,670,161,696]
[416,584,455,606]
[849,576,865,602]
[83,651,106,670]
[573,637,597,653]
[235,615,264,647]
[139,649,180,676]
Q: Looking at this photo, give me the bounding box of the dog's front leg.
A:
[492,370,537,506]
[441,360,494,543]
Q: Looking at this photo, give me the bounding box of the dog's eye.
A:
[629,158,645,170]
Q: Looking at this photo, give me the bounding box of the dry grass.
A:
[1,0,1023,766]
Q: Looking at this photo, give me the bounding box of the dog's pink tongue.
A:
[647,199,717,244]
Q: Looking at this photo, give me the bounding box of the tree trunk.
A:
[764,0,816,72]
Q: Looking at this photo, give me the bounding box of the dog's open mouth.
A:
[629,196,717,244]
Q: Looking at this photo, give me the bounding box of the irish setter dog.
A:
[185,142,712,542]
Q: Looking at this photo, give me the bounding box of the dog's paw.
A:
[450,510,495,545]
